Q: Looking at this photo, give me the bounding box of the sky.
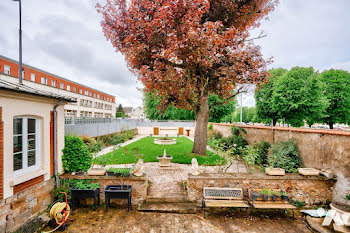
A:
[1,0,350,107]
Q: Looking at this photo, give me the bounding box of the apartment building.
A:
[0,55,116,118]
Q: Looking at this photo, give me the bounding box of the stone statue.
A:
[133,159,144,177]
[191,158,201,176]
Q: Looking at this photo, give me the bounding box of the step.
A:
[146,192,188,203]
[138,202,199,214]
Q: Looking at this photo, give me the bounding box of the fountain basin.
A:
[154,138,176,145]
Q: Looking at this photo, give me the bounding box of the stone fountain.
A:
[157,149,173,167]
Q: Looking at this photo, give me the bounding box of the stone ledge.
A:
[189,173,333,181]
[59,173,147,181]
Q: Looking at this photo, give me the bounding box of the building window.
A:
[60,83,64,89]
[93,93,96,98]
[84,90,88,96]
[31,73,36,82]
[13,117,40,174]
[51,80,56,87]
[41,77,47,85]
[67,85,71,91]
[73,87,76,93]
[79,89,82,94]
[4,65,10,75]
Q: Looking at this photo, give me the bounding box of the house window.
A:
[73,87,76,93]
[4,65,10,75]
[84,90,88,96]
[79,89,82,94]
[60,83,64,89]
[51,80,56,87]
[67,85,71,91]
[13,117,41,174]
[31,73,36,82]
[41,77,47,85]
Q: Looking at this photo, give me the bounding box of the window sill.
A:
[10,169,47,187]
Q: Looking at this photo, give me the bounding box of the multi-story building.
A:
[0,55,116,118]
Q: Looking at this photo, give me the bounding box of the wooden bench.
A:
[202,187,249,217]
[248,189,296,219]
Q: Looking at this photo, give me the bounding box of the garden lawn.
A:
[95,137,225,165]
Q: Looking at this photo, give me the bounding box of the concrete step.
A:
[146,192,188,203]
[138,202,199,214]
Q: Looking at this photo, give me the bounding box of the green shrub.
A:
[86,139,104,154]
[346,194,350,200]
[242,141,271,166]
[62,136,92,172]
[208,124,213,130]
[293,200,304,208]
[208,129,223,140]
[110,134,126,145]
[268,139,302,173]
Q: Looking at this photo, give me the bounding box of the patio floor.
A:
[44,207,311,233]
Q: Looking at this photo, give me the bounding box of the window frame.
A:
[31,73,36,82]
[67,85,71,91]
[41,77,47,85]
[4,65,10,75]
[13,117,41,177]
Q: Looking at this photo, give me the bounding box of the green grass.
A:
[94,137,225,166]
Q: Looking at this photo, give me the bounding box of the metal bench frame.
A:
[202,187,249,217]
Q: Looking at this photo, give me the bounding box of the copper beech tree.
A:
[97,0,277,155]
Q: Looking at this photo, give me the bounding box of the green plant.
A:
[272,191,281,197]
[110,134,126,145]
[261,189,272,196]
[62,136,92,172]
[282,191,288,197]
[293,200,304,208]
[346,194,350,200]
[106,168,131,176]
[242,141,271,166]
[268,139,302,173]
[208,124,213,130]
[72,180,100,190]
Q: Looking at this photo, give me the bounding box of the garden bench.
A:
[202,187,249,217]
[248,188,296,219]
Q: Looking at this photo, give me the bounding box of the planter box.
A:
[157,156,173,167]
[106,171,131,177]
[71,187,100,209]
[105,185,132,212]
[87,168,106,176]
[266,168,285,176]
[298,168,320,176]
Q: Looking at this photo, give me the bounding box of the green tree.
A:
[273,67,327,127]
[255,68,287,125]
[144,92,235,122]
[116,104,125,117]
[232,107,256,123]
[320,69,350,129]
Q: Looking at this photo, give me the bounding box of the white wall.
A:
[0,89,66,199]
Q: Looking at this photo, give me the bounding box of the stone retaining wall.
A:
[59,174,148,205]
[188,173,335,206]
[0,178,54,233]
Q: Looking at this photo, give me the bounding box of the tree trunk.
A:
[329,122,334,129]
[272,119,277,126]
[192,96,209,155]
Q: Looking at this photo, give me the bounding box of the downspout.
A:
[53,100,62,188]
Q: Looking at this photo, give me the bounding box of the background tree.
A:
[98,0,277,155]
[255,68,287,125]
[320,69,350,129]
[232,106,256,123]
[272,67,326,127]
[116,104,125,118]
[145,92,235,122]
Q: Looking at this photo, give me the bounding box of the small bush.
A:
[207,129,223,140]
[62,136,92,172]
[110,134,126,145]
[242,141,271,166]
[208,124,213,130]
[268,139,302,173]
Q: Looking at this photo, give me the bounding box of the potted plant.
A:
[251,190,262,201]
[106,168,132,177]
[261,189,271,201]
[272,190,281,201]
[70,179,100,209]
[281,191,289,201]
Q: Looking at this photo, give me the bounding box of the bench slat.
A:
[251,202,296,209]
[205,200,250,208]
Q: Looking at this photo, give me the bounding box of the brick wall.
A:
[0,178,54,232]
[13,175,44,195]
[0,107,3,199]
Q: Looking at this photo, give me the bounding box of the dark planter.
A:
[272,195,280,201]
[263,195,269,201]
[105,185,132,212]
[282,195,289,201]
[251,191,261,201]
[71,187,100,209]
